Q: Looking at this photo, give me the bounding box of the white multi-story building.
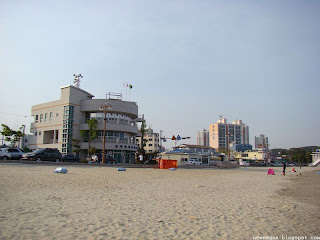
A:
[209,118,249,151]
[29,85,140,163]
[136,127,160,153]
[310,149,320,167]
[197,129,209,146]
[255,134,269,150]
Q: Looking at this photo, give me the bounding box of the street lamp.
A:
[100,103,112,164]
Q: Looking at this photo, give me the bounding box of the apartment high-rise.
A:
[255,134,269,150]
[209,118,249,151]
[197,129,209,146]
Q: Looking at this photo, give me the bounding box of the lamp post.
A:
[100,103,112,164]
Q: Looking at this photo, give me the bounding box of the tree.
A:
[80,118,98,156]
[1,124,25,147]
[72,138,81,158]
[288,148,310,164]
[145,151,159,164]
[138,120,147,157]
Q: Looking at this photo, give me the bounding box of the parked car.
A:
[239,160,249,166]
[22,148,62,162]
[91,154,116,164]
[0,149,11,160]
[186,159,202,165]
[62,154,79,162]
[2,148,24,160]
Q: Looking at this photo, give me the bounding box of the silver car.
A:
[0,148,11,160]
[2,148,24,160]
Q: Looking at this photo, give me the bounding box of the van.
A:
[186,159,202,165]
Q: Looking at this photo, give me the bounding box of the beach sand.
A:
[0,163,319,239]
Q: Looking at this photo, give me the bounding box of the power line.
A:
[0,112,31,118]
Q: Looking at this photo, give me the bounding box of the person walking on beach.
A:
[139,153,143,164]
[282,161,286,175]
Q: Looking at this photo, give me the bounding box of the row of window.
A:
[148,144,160,147]
[148,138,159,142]
[34,131,42,136]
[114,145,138,149]
[35,112,58,123]
[137,138,159,142]
[86,113,133,121]
[62,106,74,154]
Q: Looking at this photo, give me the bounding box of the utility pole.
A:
[100,103,112,164]
[160,130,162,153]
[21,125,26,149]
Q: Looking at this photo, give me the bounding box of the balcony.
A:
[80,121,138,135]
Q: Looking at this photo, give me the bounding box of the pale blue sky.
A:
[1,0,319,149]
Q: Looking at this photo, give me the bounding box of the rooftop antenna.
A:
[73,74,83,88]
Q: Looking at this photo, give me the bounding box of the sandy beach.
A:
[0,163,319,240]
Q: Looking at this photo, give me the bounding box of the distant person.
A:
[93,154,98,163]
[139,154,143,164]
[282,162,286,175]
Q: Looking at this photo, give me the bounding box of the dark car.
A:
[62,154,79,162]
[91,154,116,164]
[2,148,24,160]
[22,148,62,162]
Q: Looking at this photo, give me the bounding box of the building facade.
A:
[136,127,160,153]
[209,118,249,151]
[160,149,203,166]
[29,85,140,163]
[174,144,216,164]
[196,129,209,146]
[255,134,269,150]
[234,150,267,161]
[174,144,215,155]
[310,149,320,167]
[230,143,253,152]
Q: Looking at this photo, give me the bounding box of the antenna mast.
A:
[73,74,83,88]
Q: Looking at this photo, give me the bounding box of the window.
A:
[40,114,43,122]
[49,112,53,121]
[35,115,39,123]
[45,113,48,122]
[8,149,19,153]
[35,132,37,136]
[39,131,42,136]
[149,144,153,146]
